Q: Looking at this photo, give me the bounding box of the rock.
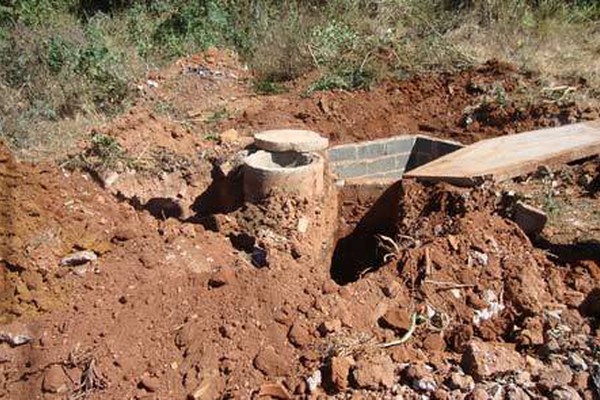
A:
[467,387,490,400]
[462,341,523,380]
[98,169,119,188]
[517,317,544,346]
[513,201,547,236]
[254,129,329,152]
[423,333,445,352]
[258,382,292,399]
[382,280,401,298]
[572,372,590,392]
[42,365,68,394]
[139,254,157,269]
[254,347,288,377]
[219,129,239,144]
[552,386,582,400]
[112,227,136,242]
[318,319,341,336]
[568,353,588,372]
[208,267,236,288]
[351,354,396,390]
[446,372,475,391]
[505,384,531,400]
[288,322,311,348]
[328,356,353,392]
[538,363,573,392]
[404,363,436,392]
[321,280,338,295]
[432,389,450,400]
[139,374,160,392]
[187,369,219,400]
[60,250,98,266]
[379,308,412,334]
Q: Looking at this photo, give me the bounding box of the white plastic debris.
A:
[297,217,309,234]
[473,290,505,325]
[470,250,489,267]
[0,332,32,346]
[306,369,322,393]
[147,79,159,88]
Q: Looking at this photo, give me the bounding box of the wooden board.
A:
[404,120,600,186]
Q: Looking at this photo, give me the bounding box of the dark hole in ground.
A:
[227,232,268,268]
[330,181,403,285]
[191,164,243,217]
[229,232,255,253]
[144,197,183,220]
[536,238,600,265]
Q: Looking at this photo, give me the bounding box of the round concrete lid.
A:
[254,129,329,152]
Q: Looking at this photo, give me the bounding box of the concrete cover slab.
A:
[404,121,600,186]
[254,129,329,152]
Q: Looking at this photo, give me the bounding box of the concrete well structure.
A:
[243,130,328,202]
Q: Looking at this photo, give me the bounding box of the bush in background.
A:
[0,0,598,159]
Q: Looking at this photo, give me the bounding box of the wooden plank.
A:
[404,120,600,186]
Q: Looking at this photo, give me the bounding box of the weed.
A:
[306,67,375,95]
[205,107,230,124]
[253,78,286,95]
[64,132,135,173]
[204,132,220,142]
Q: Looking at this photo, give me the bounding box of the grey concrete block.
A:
[368,169,405,180]
[328,144,358,162]
[384,136,416,155]
[357,142,385,159]
[367,155,397,174]
[332,161,368,179]
[395,152,412,170]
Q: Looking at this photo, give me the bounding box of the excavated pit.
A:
[328,135,463,284]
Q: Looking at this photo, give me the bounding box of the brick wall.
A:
[327,135,462,182]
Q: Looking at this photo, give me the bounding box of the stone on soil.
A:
[380,308,412,334]
[513,201,547,235]
[139,374,160,392]
[537,363,573,392]
[351,354,395,390]
[208,267,236,288]
[447,372,475,392]
[318,319,341,336]
[328,356,353,392]
[551,386,582,400]
[462,341,523,380]
[254,346,289,377]
[258,382,292,399]
[287,322,311,348]
[404,363,436,392]
[42,365,68,394]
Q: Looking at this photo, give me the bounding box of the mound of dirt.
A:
[225,60,599,145]
[2,50,600,399]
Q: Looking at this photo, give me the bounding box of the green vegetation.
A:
[1,0,599,159]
